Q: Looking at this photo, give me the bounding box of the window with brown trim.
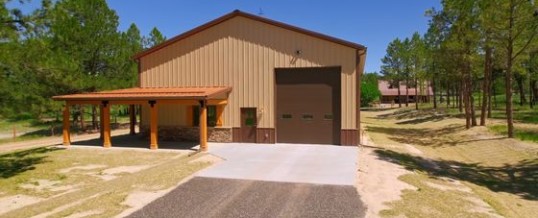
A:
[193,106,217,127]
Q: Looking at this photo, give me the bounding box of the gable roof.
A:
[133,10,366,60]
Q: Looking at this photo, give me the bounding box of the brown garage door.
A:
[275,67,341,145]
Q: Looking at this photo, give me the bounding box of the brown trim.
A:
[340,129,358,146]
[206,87,233,98]
[232,127,241,142]
[356,49,367,145]
[256,128,275,144]
[132,10,366,60]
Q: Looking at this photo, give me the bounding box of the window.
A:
[281,114,292,119]
[302,114,314,120]
[193,106,217,127]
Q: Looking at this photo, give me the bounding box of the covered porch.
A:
[53,87,232,151]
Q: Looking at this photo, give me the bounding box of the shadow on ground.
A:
[365,125,481,148]
[374,149,538,200]
[0,147,62,178]
[71,134,199,151]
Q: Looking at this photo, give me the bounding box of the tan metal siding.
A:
[140,16,358,129]
[141,104,188,127]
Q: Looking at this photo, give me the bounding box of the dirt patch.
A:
[102,165,151,174]
[424,179,472,193]
[403,144,423,155]
[188,154,223,164]
[19,179,60,191]
[116,189,174,218]
[30,193,101,218]
[58,164,107,173]
[64,209,104,218]
[89,165,153,181]
[357,142,417,217]
[464,196,504,218]
[0,194,43,215]
[19,179,78,194]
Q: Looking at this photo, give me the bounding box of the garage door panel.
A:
[276,67,341,145]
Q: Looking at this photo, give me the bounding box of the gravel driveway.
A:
[129,143,364,218]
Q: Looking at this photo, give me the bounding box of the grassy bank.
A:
[362,108,538,217]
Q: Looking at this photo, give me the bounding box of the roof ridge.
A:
[132,10,365,59]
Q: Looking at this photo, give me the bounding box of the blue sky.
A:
[107,0,441,73]
[11,0,442,73]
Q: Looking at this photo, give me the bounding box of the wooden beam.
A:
[216,105,224,127]
[208,99,228,105]
[149,101,158,150]
[102,101,111,148]
[67,101,100,105]
[62,105,71,146]
[65,99,227,106]
[109,100,145,105]
[158,99,228,105]
[199,100,208,152]
[99,104,104,139]
[129,104,136,135]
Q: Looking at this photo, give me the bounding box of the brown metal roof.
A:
[53,87,232,101]
[133,10,366,60]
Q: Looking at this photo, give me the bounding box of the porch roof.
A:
[52,87,232,101]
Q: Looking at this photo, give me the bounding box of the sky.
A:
[11,0,442,73]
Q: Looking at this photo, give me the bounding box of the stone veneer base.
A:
[139,125,232,143]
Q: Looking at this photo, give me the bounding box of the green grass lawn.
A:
[489,125,538,143]
[414,93,538,124]
[0,110,133,145]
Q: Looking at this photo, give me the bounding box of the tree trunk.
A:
[433,78,437,109]
[471,95,477,126]
[397,80,402,108]
[515,74,526,106]
[415,77,419,110]
[531,79,537,108]
[506,1,515,138]
[506,65,514,138]
[80,106,85,131]
[92,105,97,130]
[480,46,492,126]
[405,79,409,107]
[463,67,472,129]
[446,83,451,108]
[529,78,534,108]
[458,81,465,113]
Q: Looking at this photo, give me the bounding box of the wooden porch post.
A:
[99,104,104,139]
[149,101,158,150]
[62,104,71,146]
[216,105,224,127]
[129,104,136,135]
[102,101,111,148]
[199,100,208,152]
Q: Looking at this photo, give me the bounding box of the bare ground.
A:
[0,146,214,217]
[360,108,538,218]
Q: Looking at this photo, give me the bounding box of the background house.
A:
[378,80,433,104]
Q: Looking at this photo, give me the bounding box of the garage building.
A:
[54,10,367,149]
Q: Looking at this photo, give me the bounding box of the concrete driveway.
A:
[129,143,364,218]
[198,143,358,185]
